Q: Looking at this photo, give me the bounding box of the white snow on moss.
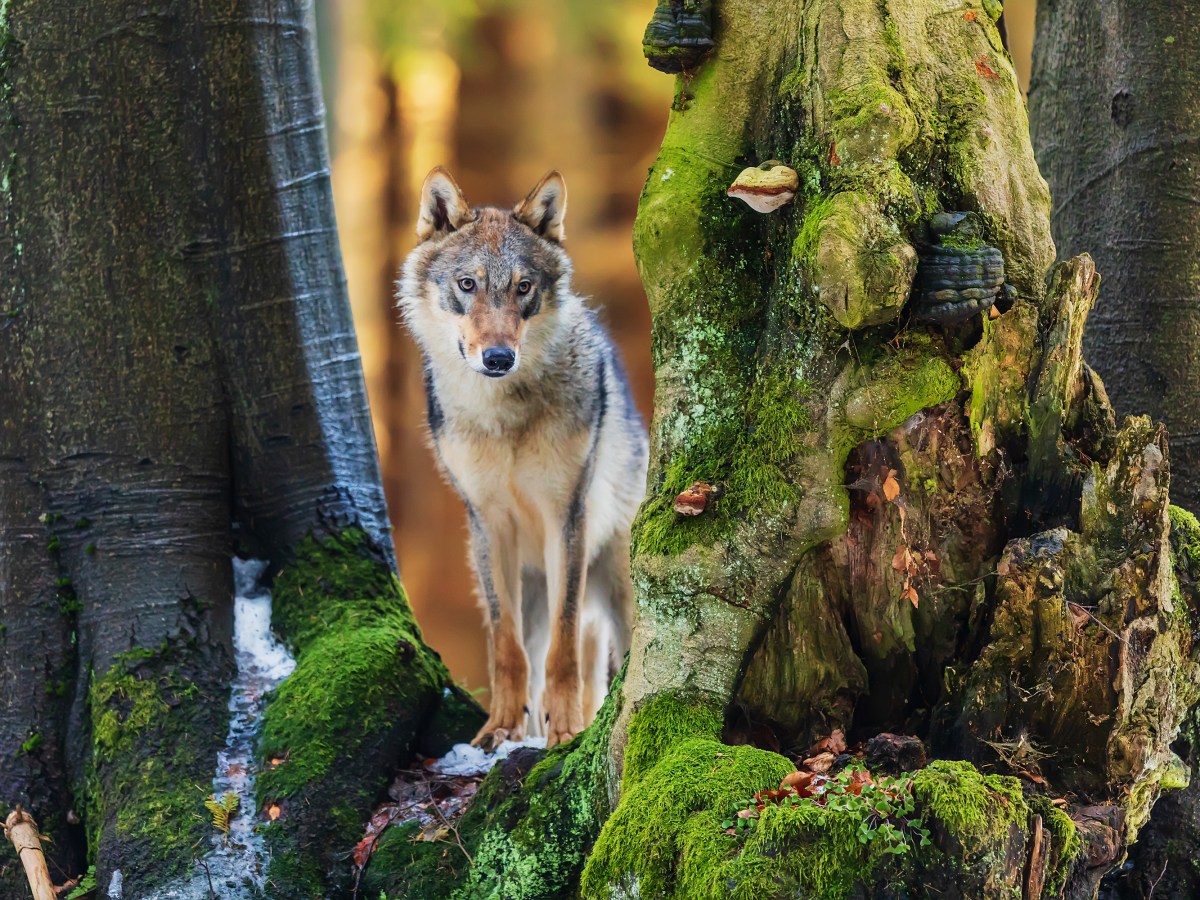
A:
[143,558,295,899]
[431,738,547,777]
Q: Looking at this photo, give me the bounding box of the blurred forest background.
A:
[312,0,1037,700]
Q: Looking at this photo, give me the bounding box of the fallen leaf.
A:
[737,807,758,819]
[781,770,816,796]
[352,834,375,870]
[975,55,1000,80]
[845,767,875,796]
[883,470,900,502]
[803,751,836,774]
[963,9,978,20]
[902,584,920,608]
[809,728,847,756]
[891,545,912,573]
[829,141,841,166]
[989,304,1001,319]
[266,803,282,821]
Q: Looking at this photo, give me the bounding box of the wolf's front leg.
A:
[467,511,529,751]
[542,509,588,746]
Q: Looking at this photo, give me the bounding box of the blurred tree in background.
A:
[317,0,670,696]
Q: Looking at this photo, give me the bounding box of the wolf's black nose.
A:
[482,347,516,373]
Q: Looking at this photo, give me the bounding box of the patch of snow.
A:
[430,738,547,777]
[141,558,296,899]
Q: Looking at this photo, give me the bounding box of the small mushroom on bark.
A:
[911,211,1007,324]
[727,161,799,213]
[674,481,721,516]
[642,0,716,74]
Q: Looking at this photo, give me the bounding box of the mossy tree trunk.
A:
[0,1,478,896]
[1030,5,1200,897]
[375,1,1200,898]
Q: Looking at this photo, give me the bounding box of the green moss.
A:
[911,760,1025,849]
[19,731,41,755]
[838,338,960,445]
[365,666,627,900]
[258,529,457,896]
[622,692,724,791]
[87,644,230,889]
[1029,796,1082,896]
[581,739,796,899]
[259,531,443,800]
[1170,505,1200,571]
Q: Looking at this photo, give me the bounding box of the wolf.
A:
[397,167,648,748]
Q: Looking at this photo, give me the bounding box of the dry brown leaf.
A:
[989,304,1001,319]
[883,470,900,502]
[803,751,836,774]
[829,141,841,166]
[266,803,282,821]
[902,584,920,609]
[781,770,815,794]
[963,10,978,21]
[975,55,1000,80]
[891,545,912,573]
[810,728,847,756]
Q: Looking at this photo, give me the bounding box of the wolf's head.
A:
[398,167,575,381]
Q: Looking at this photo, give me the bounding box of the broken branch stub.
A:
[3,808,55,900]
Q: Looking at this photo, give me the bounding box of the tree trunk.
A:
[1029,1,1200,513]
[0,1,479,896]
[1030,5,1200,897]
[359,0,1200,897]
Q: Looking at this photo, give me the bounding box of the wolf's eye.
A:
[457,277,476,292]
[517,279,533,295]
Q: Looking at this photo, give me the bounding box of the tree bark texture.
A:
[355,0,1200,897]
[1030,5,1200,897]
[0,1,476,895]
[1029,1,1200,514]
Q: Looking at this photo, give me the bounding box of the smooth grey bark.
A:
[1029,0,1200,513]
[0,2,465,895]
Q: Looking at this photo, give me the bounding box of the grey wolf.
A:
[397,167,648,748]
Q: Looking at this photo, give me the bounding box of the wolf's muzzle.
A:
[482,347,516,376]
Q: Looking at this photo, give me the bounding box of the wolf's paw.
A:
[472,719,525,752]
[543,690,584,748]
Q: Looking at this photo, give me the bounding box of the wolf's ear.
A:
[417,167,473,241]
[513,171,567,243]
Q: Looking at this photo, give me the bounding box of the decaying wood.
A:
[3,808,55,900]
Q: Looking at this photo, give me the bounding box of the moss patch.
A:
[1029,795,1082,896]
[258,529,456,897]
[622,692,724,791]
[365,666,626,900]
[581,738,796,898]
[87,643,232,895]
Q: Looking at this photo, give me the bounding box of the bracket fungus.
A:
[912,212,1007,325]
[727,161,799,213]
[642,0,716,74]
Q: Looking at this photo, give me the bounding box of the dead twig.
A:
[3,807,55,900]
[425,781,473,866]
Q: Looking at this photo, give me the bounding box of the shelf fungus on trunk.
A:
[642,0,716,74]
[911,212,1008,325]
[727,162,799,213]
